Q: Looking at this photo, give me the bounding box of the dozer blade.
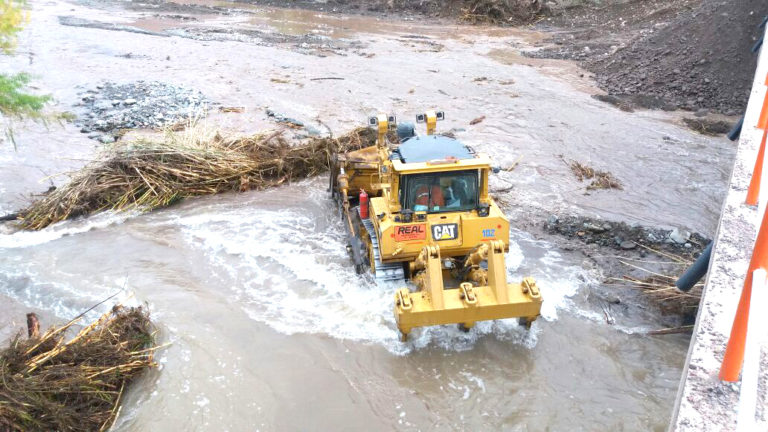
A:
[393,241,542,340]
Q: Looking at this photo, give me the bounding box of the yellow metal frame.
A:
[394,241,542,339]
[424,110,437,135]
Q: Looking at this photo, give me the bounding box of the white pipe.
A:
[736,268,767,431]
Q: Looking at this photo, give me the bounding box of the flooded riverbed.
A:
[0,0,734,430]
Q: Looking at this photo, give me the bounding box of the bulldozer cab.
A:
[401,169,478,213]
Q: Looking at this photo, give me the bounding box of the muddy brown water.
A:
[0,1,735,430]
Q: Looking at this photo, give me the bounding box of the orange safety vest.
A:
[414,185,445,208]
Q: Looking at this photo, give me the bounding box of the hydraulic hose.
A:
[676,242,713,292]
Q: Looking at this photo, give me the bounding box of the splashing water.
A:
[171,180,595,354]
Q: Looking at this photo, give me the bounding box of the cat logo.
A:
[431,223,458,241]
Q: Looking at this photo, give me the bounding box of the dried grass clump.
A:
[460,0,546,25]
[566,158,623,191]
[621,274,703,316]
[17,127,376,230]
[682,117,732,136]
[0,306,156,432]
[569,160,595,181]
[612,246,703,317]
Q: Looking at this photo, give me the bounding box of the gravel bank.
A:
[74,81,209,143]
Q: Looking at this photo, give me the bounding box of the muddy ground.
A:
[528,0,766,116]
[226,0,764,117]
[183,0,758,134]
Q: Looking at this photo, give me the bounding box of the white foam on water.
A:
[0,264,136,322]
[0,210,136,249]
[178,204,408,351]
[0,186,8,215]
[175,187,596,355]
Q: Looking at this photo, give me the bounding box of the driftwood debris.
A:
[25,313,39,339]
[16,127,376,230]
[1,306,158,432]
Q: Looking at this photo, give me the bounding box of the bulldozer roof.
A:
[392,135,476,163]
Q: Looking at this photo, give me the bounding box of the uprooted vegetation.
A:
[611,246,703,320]
[682,117,733,136]
[459,0,548,24]
[16,127,377,230]
[0,306,157,432]
[564,158,623,190]
[305,0,553,25]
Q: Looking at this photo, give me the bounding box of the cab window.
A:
[403,170,478,213]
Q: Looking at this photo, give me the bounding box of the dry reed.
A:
[460,0,546,24]
[0,306,157,432]
[611,245,703,316]
[17,126,375,230]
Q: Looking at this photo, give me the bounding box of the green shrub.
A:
[1,0,58,147]
[0,73,50,119]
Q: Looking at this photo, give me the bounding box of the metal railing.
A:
[720,50,768,431]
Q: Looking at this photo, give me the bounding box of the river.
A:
[0,0,734,430]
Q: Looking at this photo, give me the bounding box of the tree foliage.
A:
[1,0,28,54]
[1,0,56,146]
[0,73,50,119]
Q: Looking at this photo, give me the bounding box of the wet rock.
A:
[599,292,622,304]
[547,214,559,226]
[546,215,709,257]
[124,98,137,105]
[620,241,636,250]
[265,108,323,132]
[94,101,113,111]
[669,228,691,244]
[304,125,322,136]
[99,135,115,144]
[583,222,607,233]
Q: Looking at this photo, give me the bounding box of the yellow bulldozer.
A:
[330,111,542,340]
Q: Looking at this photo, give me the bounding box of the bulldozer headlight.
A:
[401,209,414,223]
[478,203,490,217]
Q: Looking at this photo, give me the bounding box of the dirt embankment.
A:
[246,0,764,116]
[244,0,554,24]
[531,0,766,115]
[588,0,764,115]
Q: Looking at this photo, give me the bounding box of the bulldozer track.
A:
[360,212,405,282]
